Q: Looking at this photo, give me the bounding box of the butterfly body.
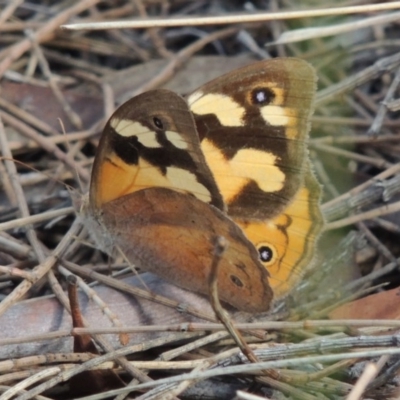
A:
[87,58,323,313]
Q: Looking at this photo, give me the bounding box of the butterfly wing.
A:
[99,187,273,313]
[188,58,322,298]
[235,170,322,298]
[90,89,224,211]
[89,89,273,313]
[187,58,316,220]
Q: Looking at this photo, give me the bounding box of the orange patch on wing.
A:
[236,179,321,299]
[96,155,140,207]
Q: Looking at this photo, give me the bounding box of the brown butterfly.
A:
[84,58,322,312]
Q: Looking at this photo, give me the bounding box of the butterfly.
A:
[85,57,323,313]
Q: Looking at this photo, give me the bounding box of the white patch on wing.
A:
[165,130,188,149]
[111,119,161,148]
[187,90,203,106]
[188,92,245,127]
[132,159,211,204]
[166,167,212,203]
[260,105,291,126]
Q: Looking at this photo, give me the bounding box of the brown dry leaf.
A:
[329,287,400,320]
[0,274,215,359]
[1,82,103,131]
